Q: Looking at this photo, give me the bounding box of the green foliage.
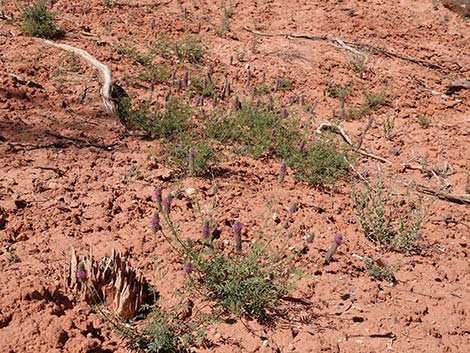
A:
[327,82,353,98]
[175,36,205,64]
[189,77,216,97]
[116,44,155,66]
[283,139,351,187]
[139,64,172,84]
[346,89,388,119]
[347,52,368,73]
[352,180,428,253]
[117,97,192,140]
[152,34,205,64]
[220,0,234,33]
[167,137,218,177]
[206,103,285,158]
[206,103,350,186]
[21,1,62,39]
[416,114,431,128]
[193,244,291,322]
[275,77,292,91]
[364,257,396,282]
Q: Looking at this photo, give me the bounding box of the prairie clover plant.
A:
[324,234,343,264]
[352,181,429,253]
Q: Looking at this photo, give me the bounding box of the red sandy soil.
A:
[1,1,469,352]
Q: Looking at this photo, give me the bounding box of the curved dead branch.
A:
[37,39,116,116]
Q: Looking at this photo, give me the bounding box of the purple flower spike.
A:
[299,95,305,105]
[77,263,87,283]
[233,220,242,252]
[154,187,163,203]
[334,234,343,245]
[202,221,210,239]
[278,163,287,184]
[233,221,242,234]
[233,96,241,111]
[151,212,161,233]
[183,262,193,275]
[163,194,172,215]
[416,232,424,240]
[281,107,288,118]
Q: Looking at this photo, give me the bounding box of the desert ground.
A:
[0,0,469,352]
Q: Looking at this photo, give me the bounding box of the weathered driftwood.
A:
[68,248,147,320]
[37,39,117,116]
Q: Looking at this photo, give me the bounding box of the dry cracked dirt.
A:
[0,0,469,352]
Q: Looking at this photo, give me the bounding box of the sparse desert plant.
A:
[352,180,429,253]
[7,252,20,263]
[21,1,62,38]
[383,113,396,140]
[416,114,432,128]
[175,35,205,64]
[324,234,343,264]
[346,89,388,119]
[275,77,292,91]
[220,0,234,33]
[327,82,353,98]
[206,102,284,158]
[283,138,351,187]
[166,137,218,177]
[347,52,368,74]
[364,256,396,283]
[117,97,193,139]
[191,242,292,322]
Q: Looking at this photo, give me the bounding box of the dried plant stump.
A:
[67,248,147,320]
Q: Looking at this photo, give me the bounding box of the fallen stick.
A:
[243,26,459,71]
[36,39,116,116]
[316,122,392,164]
[415,184,470,204]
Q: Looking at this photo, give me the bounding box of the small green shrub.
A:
[275,77,292,91]
[175,36,205,64]
[21,1,62,39]
[284,139,351,187]
[139,64,172,84]
[327,82,353,98]
[189,77,216,97]
[193,244,292,322]
[346,89,388,119]
[206,103,290,158]
[364,257,396,282]
[166,137,218,177]
[352,180,428,253]
[117,97,193,140]
[152,34,204,64]
[416,114,431,128]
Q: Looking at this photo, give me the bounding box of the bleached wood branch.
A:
[37,39,116,116]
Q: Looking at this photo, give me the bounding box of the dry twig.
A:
[243,26,459,71]
[316,122,391,164]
